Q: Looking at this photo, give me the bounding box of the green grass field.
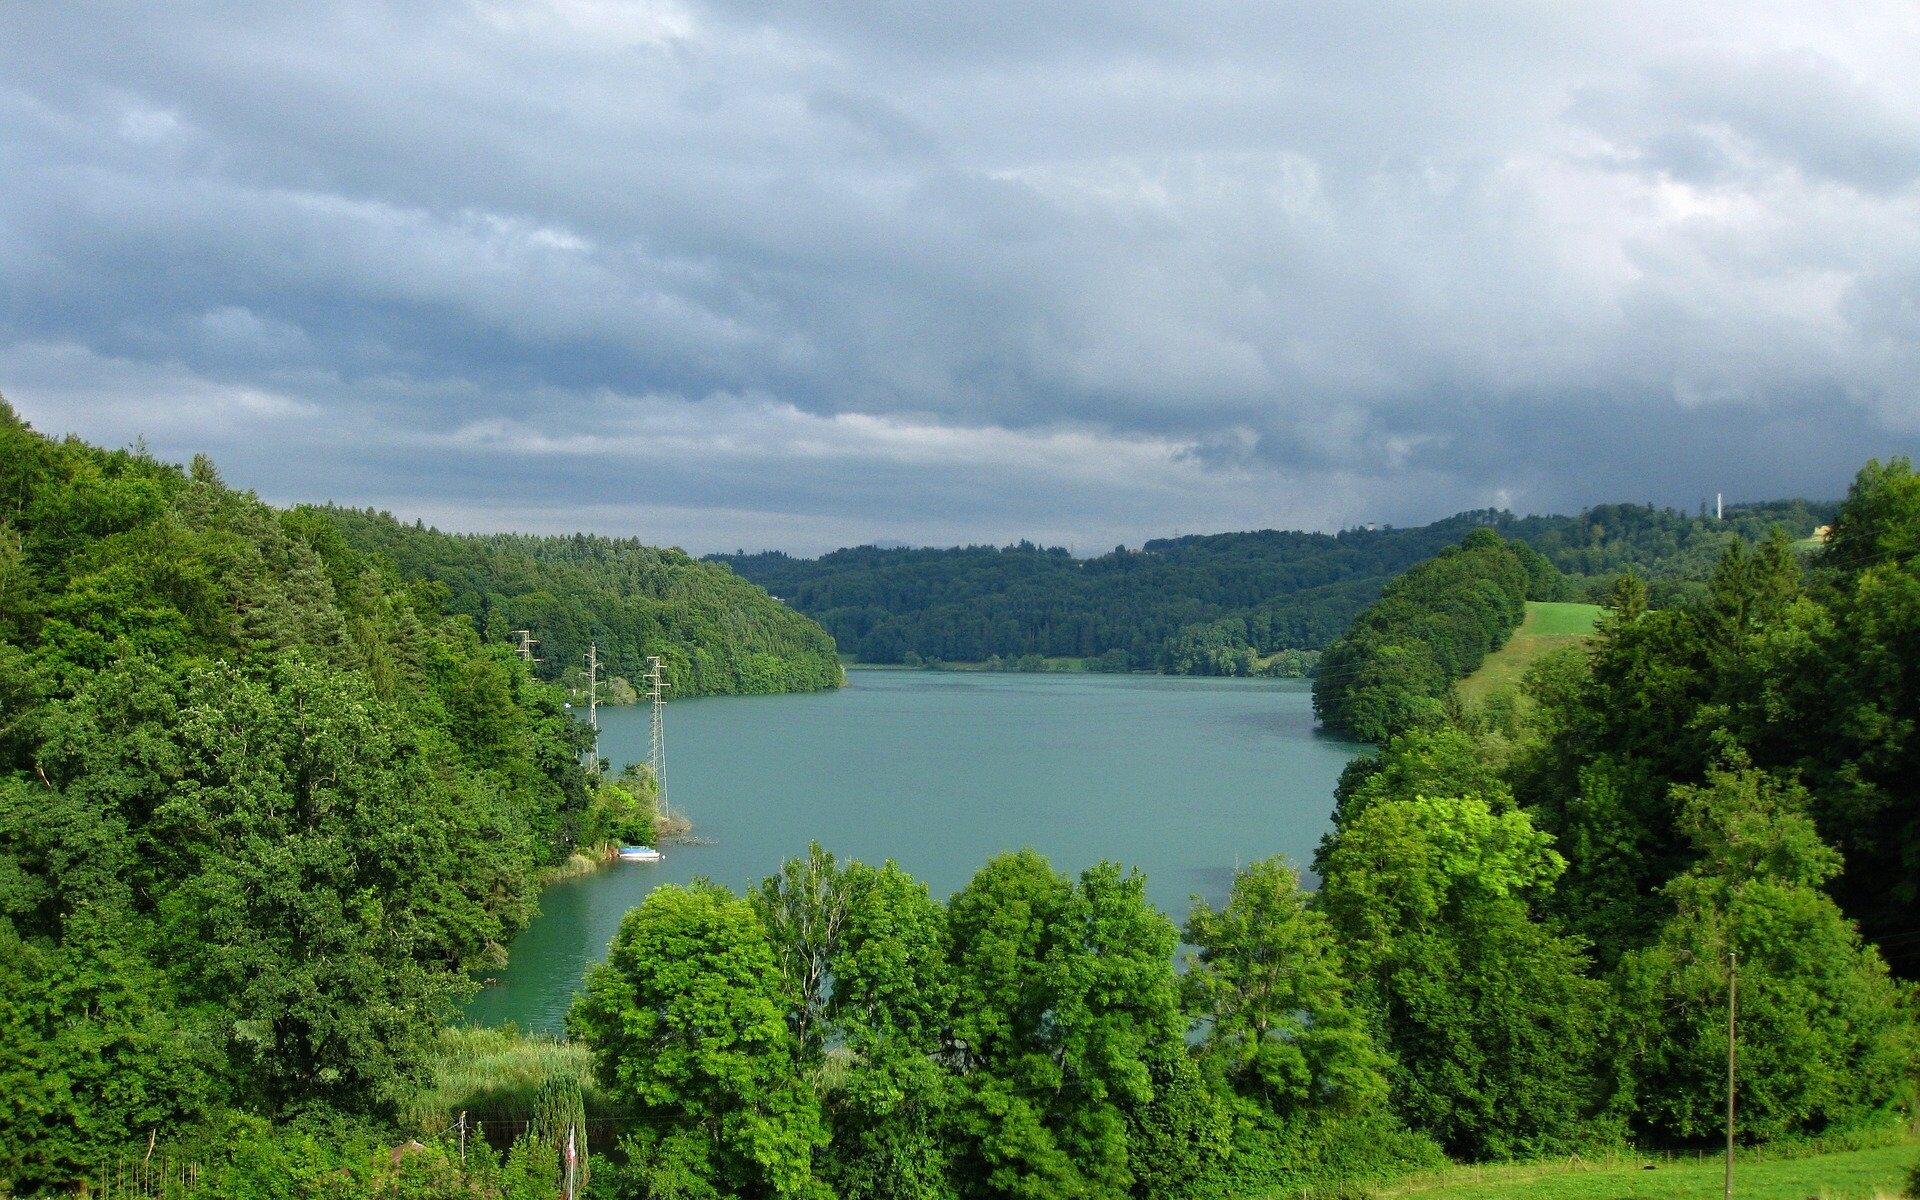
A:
[1379,1138,1918,1199]
[1523,601,1605,638]
[1456,602,1602,708]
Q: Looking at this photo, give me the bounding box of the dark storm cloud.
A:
[2,0,1917,553]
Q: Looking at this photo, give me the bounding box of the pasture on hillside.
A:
[1456,601,1603,709]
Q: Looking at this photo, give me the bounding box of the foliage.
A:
[1318,777,1610,1160]
[751,842,864,1062]
[819,859,959,1200]
[320,506,843,699]
[1202,1109,1444,1200]
[941,851,1214,1199]
[569,881,829,1200]
[528,1073,590,1194]
[0,905,202,1192]
[0,402,601,1188]
[1182,857,1387,1119]
[580,763,658,849]
[1614,764,1915,1142]
[1515,460,1920,978]
[711,501,1829,674]
[1313,529,1541,741]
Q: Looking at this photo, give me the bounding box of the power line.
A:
[1724,948,1738,1200]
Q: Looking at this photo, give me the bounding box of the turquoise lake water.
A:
[466,669,1365,1032]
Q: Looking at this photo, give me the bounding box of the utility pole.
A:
[565,1122,578,1200]
[584,641,600,772]
[1725,949,1738,1200]
[647,655,668,821]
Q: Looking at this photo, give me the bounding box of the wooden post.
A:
[1724,949,1737,1200]
[565,1122,578,1200]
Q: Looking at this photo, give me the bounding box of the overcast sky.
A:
[4,2,1918,554]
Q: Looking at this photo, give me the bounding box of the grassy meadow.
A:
[1375,1136,1919,1200]
[1456,601,1602,709]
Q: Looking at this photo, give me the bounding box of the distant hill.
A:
[320,509,843,698]
[709,500,1834,673]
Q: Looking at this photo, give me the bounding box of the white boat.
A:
[616,845,663,863]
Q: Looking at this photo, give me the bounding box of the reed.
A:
[399,1026,601,1138]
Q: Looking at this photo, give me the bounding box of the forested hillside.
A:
[711,501,1830,673]
[1516,460,1920,982]
[320,509,842,699]
[0,404,647,1190]
[1312,529,1552,741]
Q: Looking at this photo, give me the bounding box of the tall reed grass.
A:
[399,1026,602,1138]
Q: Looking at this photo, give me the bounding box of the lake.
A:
[466,669,1366,1031]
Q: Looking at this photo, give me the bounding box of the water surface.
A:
[467,669,1363,1031]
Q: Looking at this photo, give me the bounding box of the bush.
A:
[1203,1109,1445,1199]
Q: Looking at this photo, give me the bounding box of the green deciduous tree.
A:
[1615,764,1916,1142]
[570,882,828,1200]
[753,842,862,1063]
[0,907,201,1193]
[1182,857,1386,1118]
[1314,531,1541,741]
[816,859,957,1200]
[945,851,1218,1200]
[1319,790,1608,1159]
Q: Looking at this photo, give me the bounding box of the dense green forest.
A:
[0,403,657,1193]
[710,500,1831,674]
[320,509,842,699]
[1312,530,1555,741]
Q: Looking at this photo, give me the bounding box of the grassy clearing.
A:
[1524,602,1605,638]
[1377,1137,1919,1199]
[399,1026,601,1138]
[1456,602,1603,708]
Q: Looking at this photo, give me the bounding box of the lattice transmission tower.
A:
[646,655,669,821]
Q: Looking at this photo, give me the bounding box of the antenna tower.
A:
[647,655,669,821]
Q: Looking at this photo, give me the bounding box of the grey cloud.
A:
[2,0,1918,553]
[1577,46,1920,193]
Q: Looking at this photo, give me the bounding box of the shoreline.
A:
[844,661,1316,681]
[539,809,698,883]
